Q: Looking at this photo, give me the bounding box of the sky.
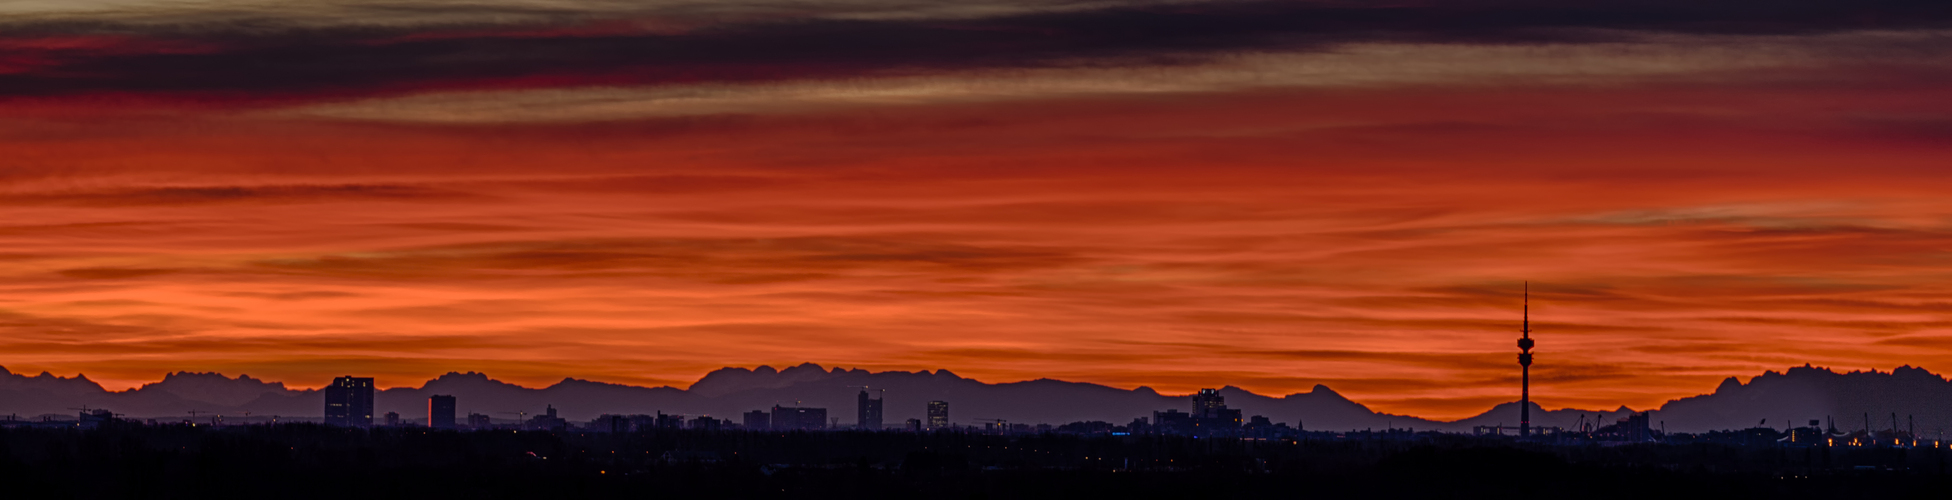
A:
[2,0,1951,420]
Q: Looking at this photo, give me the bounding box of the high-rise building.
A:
[323,376,375,427]
[428,394,457,430]
[771,405,827,431]
[383,411,401,427]
[1190,388,1242,435]
[857,390,884,431]
[1192,388,1225,415]
[926,401,949,429]
[744,410,770,430]
[466,413,492,429]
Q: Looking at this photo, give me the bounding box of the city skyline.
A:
[5,0,1952,420]
[6,360,1951,435]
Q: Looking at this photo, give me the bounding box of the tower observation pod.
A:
[1518,282,1534,438]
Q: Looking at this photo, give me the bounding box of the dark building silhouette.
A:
[926,400,949,429]
[628,414,657,431]
[79,408,115,429]
[527,405,567,431]
[857,389,884,430]
[743,410,770,430]
[1621,411,1653,442]
[1153,409,1194,435]
[323,376,374,427]
[1518,283,1535,437]
[1189,388,1242,435]
[772,405,827,431]
[592,414,628,433]
[1193,389,1225,415]
[690,415,722,431]
[427,394,456,430]
[466,413,491,429]
[906,418,922,432]
[384,411,400,427]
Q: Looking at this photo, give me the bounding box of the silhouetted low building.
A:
[466,413,492,429]
[526,405,567,431]
[1153,410,1193,435]
[592,414,629,433]
[1056,421,1114,435]
[78,409,116,429]
[743,410,770,431]
[772,405,827,431]
[629,414,657,431]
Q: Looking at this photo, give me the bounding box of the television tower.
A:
[1518,282,1534,437]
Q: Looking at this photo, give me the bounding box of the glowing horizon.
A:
[4,0,1952,420]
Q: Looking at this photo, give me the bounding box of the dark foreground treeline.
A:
[3,424,1949,499]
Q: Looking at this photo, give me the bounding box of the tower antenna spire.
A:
[1518,282,1535,438]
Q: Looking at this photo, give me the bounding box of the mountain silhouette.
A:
[3,363,1949,433]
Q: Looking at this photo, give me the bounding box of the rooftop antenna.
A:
[1518,282,1535,438]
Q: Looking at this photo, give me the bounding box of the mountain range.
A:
[4,363,1949,434]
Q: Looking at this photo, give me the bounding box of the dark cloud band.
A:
[2,0,1947,101]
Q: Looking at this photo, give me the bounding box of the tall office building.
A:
[926,400,949,429]
[744,410,771,430]
[323,376,375,427]
[857,389,884,431]
[428,394,457,429]
[1192,388,1225,415]
[1189,388,1242,434]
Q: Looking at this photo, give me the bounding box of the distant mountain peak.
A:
[36,370,87,380]
[436,371,494,382]
[1716,376,1743,393]
[132,370,287,407]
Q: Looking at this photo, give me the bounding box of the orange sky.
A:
[4,1,1952,419]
